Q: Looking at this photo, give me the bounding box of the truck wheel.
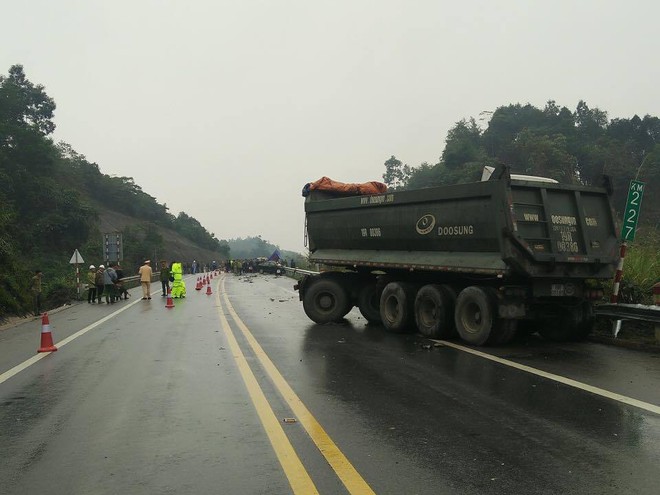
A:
[380,282,416,333]
[571,303,595,341]
[540,304,593,342]
[414,285,455,338]
[488,319,518,345]
[455,286,495,345]
[303,278,350,324]
[357,283,381,323]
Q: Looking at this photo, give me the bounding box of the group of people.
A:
[86,263,130,304]
[86,259,190,303]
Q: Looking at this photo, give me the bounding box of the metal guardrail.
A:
[283,267,319,279]
[594,304,660,324]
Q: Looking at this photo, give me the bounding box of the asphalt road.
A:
[1,273,659,495]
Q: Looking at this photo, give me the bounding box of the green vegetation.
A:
[0,65,230,318]
[384,101,660,303]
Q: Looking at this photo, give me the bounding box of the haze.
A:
[2,0,658,253]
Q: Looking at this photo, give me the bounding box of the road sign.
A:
[103,233,123,262]
[621,180,645,241]
[69,249,85,264]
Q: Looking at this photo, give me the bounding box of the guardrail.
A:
[283,267,319,279]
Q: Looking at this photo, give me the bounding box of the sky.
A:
[2,0,659,253]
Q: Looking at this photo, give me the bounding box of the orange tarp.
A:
[309,177,388,196]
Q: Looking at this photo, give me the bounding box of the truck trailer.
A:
[295,166,619,345]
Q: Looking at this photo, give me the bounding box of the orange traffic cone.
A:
[195,278,202,291]
[37,312,58,353]
[206,284,212,295]
[165,287,175,308]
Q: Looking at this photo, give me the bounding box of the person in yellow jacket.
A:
[170,261,186,298]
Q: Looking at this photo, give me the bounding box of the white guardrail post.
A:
[654,283,660,344]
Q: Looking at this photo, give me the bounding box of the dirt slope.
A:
[98,210,225,263]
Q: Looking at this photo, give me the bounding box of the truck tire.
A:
[414,285,455,338]
[302,278,351,324]
[380,282,416,333]
[455,286,495,345]
[571,302,595,341]
[357,283,381,323]
[540,303,593,342]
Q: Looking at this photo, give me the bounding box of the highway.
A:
[1,272,659,495]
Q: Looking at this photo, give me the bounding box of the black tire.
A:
[488,319,518,345]
[571,303,595,341]
[414,285,455,338]
[454,286,495,346]
[302,278,350,324]
[540,303,593,342]
[380,282,416,333]
[357,283,381,323]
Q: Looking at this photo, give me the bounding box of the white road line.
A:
[0,296,147,386]
[433,339,660,415]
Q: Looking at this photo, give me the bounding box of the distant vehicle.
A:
[257,260,285,275]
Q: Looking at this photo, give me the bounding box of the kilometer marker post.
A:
[611,180,645,337]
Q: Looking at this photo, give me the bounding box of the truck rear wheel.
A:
[540,303,593,342]
[414,285,455,338]
[455,286,495,345]
[380,282,416,333]
[302,278,351,324]
[357,283,381,323]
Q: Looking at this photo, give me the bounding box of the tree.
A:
[382,155,410,190]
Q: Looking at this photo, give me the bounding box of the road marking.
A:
[220,277,376,495]
[215,279,319,495]
[433,339,660,415]
[0,295,150,386]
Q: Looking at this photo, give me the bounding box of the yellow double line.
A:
[216,276,375,495]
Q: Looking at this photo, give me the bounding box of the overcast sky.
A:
[2,1,659,253]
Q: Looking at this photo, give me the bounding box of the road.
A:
[1,273,659,495]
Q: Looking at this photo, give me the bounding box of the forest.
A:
[0,65,231,316]
[383,101,659,227]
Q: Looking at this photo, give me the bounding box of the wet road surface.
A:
[1,273,659,494]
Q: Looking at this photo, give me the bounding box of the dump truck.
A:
[295,166,620,345]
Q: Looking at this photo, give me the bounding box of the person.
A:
[95,265,105,303]
[87,265,97,303]
[115,263,129,300]
[30,270,43,315]
[139,260,153,300]
[191,260,198,274]
[170,261,186,298]
[103,264,118,304]
[159,260,170,297]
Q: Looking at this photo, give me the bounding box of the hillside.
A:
[98,210,225,267]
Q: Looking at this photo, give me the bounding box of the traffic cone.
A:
[165,287,174,308]
[195,278,202,291]
[37,312,58,353]
[206,284,212,295]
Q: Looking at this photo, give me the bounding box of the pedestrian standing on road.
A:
[170,261,186,298]
[95,265,105,303]
[160,260,170,297]
[87,265,97,303]
[104,264,118,304]
[30,270,43,315]
[115,263,130,300]
[139,260,153,300]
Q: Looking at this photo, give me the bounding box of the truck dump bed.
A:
[305,174,619,280]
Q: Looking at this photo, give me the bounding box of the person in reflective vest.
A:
[170,261,186,298]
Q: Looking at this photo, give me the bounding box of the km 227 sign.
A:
[621,180,645,242]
